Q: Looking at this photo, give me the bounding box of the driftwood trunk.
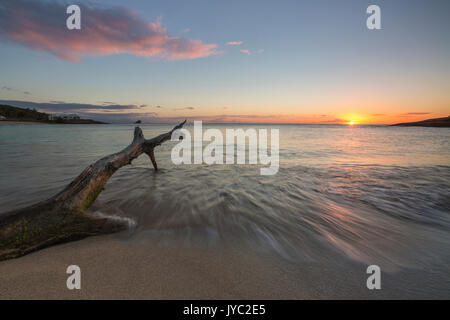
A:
[0,121,186,261]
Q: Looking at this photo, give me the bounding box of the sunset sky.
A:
[0,0,449,124]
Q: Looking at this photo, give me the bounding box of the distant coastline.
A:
[391,116,450,128]
[0,104,107,124]
[0,121,48,125]
[0,119,107,125]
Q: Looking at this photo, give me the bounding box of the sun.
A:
[348,121,355,125]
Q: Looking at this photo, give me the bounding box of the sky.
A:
[0,0,449,124]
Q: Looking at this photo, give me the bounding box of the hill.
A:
[0,104,106,124]
[391,116,450,128]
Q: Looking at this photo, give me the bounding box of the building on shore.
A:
[49,113,80,120]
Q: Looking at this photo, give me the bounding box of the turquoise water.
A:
[0,123,449,294]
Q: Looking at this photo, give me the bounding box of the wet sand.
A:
[0,232,445,299]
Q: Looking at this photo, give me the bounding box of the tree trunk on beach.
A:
[0,121,186,261]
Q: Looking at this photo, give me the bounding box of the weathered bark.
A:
[0,121,186,261]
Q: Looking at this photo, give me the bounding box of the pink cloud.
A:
[0,0,218,62]
[240,49,251,55]
[226,41,243,46]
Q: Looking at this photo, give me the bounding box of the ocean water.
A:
[0,123,449,291]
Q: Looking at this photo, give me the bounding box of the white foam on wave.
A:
[92,211,137,230]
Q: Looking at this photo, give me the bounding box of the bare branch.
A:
[0,120,187,261]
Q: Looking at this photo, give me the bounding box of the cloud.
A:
[75,112,159,123]
[0,0,218,62]
[371,114,386,116]
[320,118,345,123]
[401,112,431,115]
[1,85,30,95]
[172,106,195,111]
[226,41,243,46]
[145,114,347,124]
[256,49,264,53]
[240,49,251,55]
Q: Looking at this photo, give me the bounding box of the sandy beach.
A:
[1,231,447,300]
[0,234,341,299]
